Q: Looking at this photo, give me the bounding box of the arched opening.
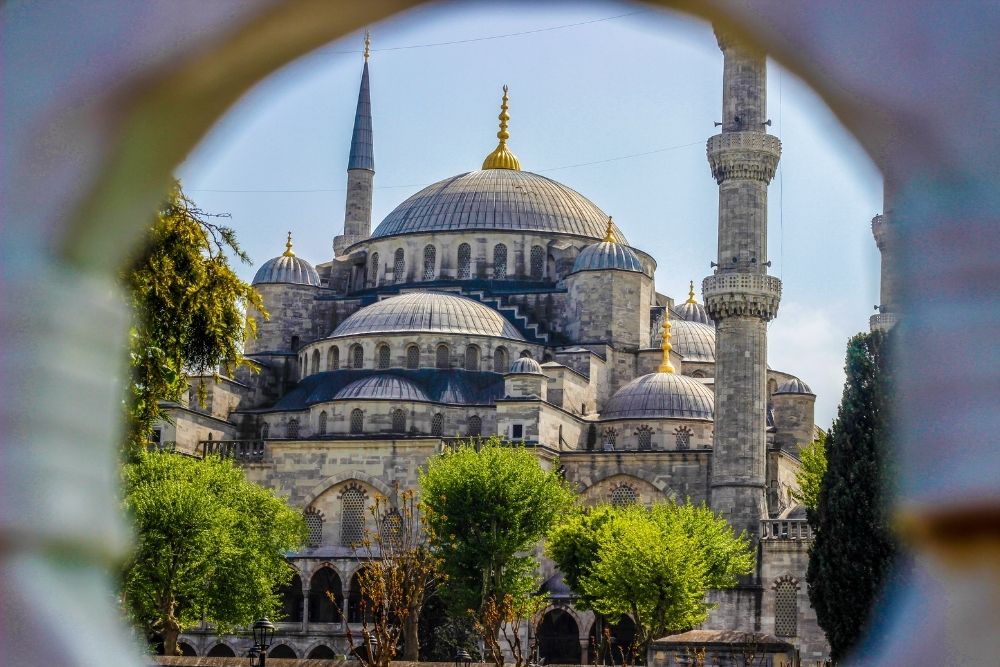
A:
[431,412,444,437]
[328,345,339,370]
[391,407,406,433]
[468,415,482,437]
[309,567,344,623]
[308,645,338,659]
[286,418,299,439]
[405,343,420,369]
[177,643,197,656]
[457,243,472,279]
[311,348,320,374]
[774,577,799,637]
[318,410,328,435]
[589,615,637,665]
[493,346,508,373]
[348,568,375,623]
[207,644,236,657]
[350,408,364,434]
[493,243,508,279]
[393,248,405,283]
[376,343,391,369]
[423,244,436,280]
[269,644,297,659]
[465,344,480,371]
[436,343,450,369]
[351,343,364,368]
[278,573,304,622]
[537,608,582,665]
[341,484,367,547]
[304,507,324,547]
[369,251,380,287]
[530,245,545,280]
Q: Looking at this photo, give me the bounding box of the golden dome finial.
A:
[283,231,296,257]
[363,30,371,62]
[482,84,521,171]
[686,280,698,304]
[658,315,676,373]
[603,216,616,243]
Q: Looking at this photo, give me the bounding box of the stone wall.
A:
[761,537,828,662]
[561,450,711,505]
[248,284,323,355]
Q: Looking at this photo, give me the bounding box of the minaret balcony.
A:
[869,312,898,332]
[702,273,782,321]
[871,213,892,249]
[706,132,782,184]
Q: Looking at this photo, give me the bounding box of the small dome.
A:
[775,378,814,395]
[331,292,525,340]
[669,321,716,363]
[571,240,645,275]
[333,375,430,402]
[252,254,320,286]
[508,357,543,375]
[673,301,713,325]
[602,372,715,420]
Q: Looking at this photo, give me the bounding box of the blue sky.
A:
[178,1,884,428]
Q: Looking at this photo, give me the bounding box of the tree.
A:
[807,330,898,662]
[791,430,827,527]
[122,181,264,459]
[547,502,754,662]
[121,451,304,655]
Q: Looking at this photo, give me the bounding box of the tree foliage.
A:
[792,430,827,526]
[807,330,898,662]
[122,181,264,459]
[121,451,304,655]
[546,502,754,660]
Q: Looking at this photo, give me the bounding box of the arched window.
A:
[286,418,299,439]
[423,244,436,280]
[290,335,300,352]
[369,252,379,287]
[340,484,367,547]
[327,345,339,370]
[311,349,320,374]
[350,409,364,434]
[674,426,692,450]
[465,345,480,371]
[278,573,304,623]
[530,245,545,279]
[260,422,270,439]
[468,415,482,437]
[381,509,403,550]
[768,378,778,397]
[493,243,508,279]
[436,344,450,369]
[587,424,597,451]
[457,243,471,279]
[405,344,420,369]
[431,413,444,437]
[493,346,508,373]
[309,568,343,623]
[391,408,406,433]
[691,369,705,378]
[520,349,533,358]
[774,577,799,637]
[635,425,654,450]
[610,483,638,507]
[393,248,405,283]
[351,344,364,368]
[304,507,324,547]
[318,411,328,436]
[603,427,617,447]
[348,569,374,624]
[376,343,391,369]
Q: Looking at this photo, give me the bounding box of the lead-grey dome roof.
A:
[673,301,713,325]
[333,375,430,402]
[252,254,320,286]
[508,357,543,374]
[369,170,627,242]
[571,241,645,275]
[330,292,525,340]
[670,320,716,363]
[602,372,715,420]
[775,378,814,395]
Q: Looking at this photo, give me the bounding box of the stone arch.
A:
[375,342,391,369]
[177,642,197,656]
[348,566,375,623]
[327,344,339,370]
[436,343,450,369]
[537,608,582,665]
[493,346,508,373]
[308,644,338,659]
[269,644,297,659]
[279,572,304,622]
[311,348,320,375]
[309,566,344,623]
[302,471,394,508]
[772,575,801,637]
[582,473,674,505]
[465,344,480,371]
[405,343,420,369]
[350,343,364,369]
[206,643,236,657]
[589,615,636,664]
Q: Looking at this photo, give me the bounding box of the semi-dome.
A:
[333,375,430,402]
[252,233,321,286]
[369,169,627,242]
[602,372,715,420]
[508,357,543,374]
[775,378,814,395]
[669,320,716,363]
[330,292,525,340]
[571,231,645,275]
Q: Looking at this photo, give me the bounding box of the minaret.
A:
[333,31,374,257]
[870,186,898,332]
[702,30,782,544]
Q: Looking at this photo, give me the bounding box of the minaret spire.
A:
[658,316,675,373]
[283,231,295,257]
[482,85,521,171]
[603,216,615,243]
[334,31,375,257]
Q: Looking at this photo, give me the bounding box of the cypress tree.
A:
[807,330,898,662]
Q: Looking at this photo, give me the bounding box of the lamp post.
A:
[454,648,473,667]
[251,617,275,667]
[247,646,259,667]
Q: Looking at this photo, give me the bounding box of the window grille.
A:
[468,415,482,437]
[393,248,405,283]
[311,350,320,374]
[376,344,391,369]
[369,252,379,286]
[636,425,654,450]
[318,411,328,435]
[350,409,364,434]
[351,344,364,369]
[340,485,366,547]
[436,344,450,369]
[261,422,269,439]
[465,345,480,371]
[406,345,420,369]
[431,413,444,437]
[328,346,339,370]
[381,509,403,550]
[423,244,436,280]
[286,419,299,439]
[603,427,617,446]
[530,245,545,279]
[493,243,507,279]
[493,346,508,373]
[457,243,471,279]
[304,508,323,547]
[674,426,692,450]
[774,578,799,637]
[391,408,406,433]
[610,483,638,507]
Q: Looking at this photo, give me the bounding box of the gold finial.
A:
[482,84,522,170]
[283,231,296,257]
[363,30,371,62]
[603,216,616,243]
[686,280,698,304]
[658,315,676,373]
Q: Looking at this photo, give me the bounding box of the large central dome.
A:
[370,170,627,242]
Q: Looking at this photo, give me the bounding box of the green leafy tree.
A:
[122,451,304,655]
[547,502,754,661]
[122,181,264,459]
[807,330,898,662]
[791,431,827,526]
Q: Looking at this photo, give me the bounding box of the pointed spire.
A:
[348,32,374,172]
[603,216,616,243]
[283,231,296,257]
[658,315,676,373]
[482,85,522,170]
[686,280,698,304]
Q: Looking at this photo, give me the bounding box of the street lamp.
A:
[454,648,473,667]
[247,646,259,666]
[251,617,275,667]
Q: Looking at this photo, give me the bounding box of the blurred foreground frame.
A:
[2,1,998,665]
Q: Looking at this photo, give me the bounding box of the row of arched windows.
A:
[366,243,547,286]
[279,566,376,625]
[264,409,482,439]
[596,425,697,450]
[303,343,513,376]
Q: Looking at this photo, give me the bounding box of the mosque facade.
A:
[162,31,830,664]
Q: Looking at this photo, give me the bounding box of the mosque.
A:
[162,31,831,664]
